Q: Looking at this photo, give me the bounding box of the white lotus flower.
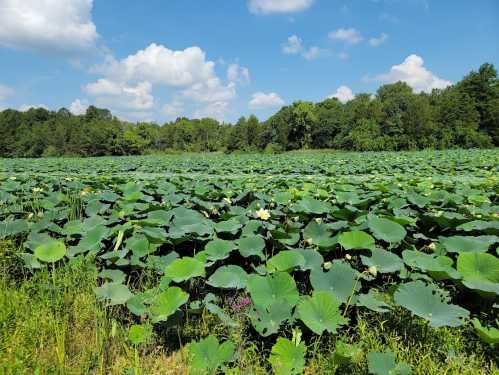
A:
[254,208,270,221]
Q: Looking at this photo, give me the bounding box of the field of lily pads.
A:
[0,149,498,374]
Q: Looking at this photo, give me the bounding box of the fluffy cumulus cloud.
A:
[282,35,323,60]
[69,99,89,115]
[0,0,98,53]
[84,79,154,111]
[248,0,314,14]
[92,44,217,87]
[329,85,355,103]
[249,92,284,110]
[85,43,246,120]
[329,28,363,44]
[373,54,452,93]
[369,33,388,47]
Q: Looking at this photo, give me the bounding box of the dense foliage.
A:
[0,63,498,157]
[0,150,498,373]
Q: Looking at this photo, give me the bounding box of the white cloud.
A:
[84,80,154,111]
[329,85,354,103]
[302,46,322,60]
[248,0,314,14]
[0,0,97,53]
[282,35,303,54]
[162,100,184,119]
[85,79,122,96]
[19,104,49,111]
[249,92,284,110]
[182,80,236,103]
[328,28,363,44]
[282,35,324,60]
[0,84,14,102]
[193,101,229,120]
[92,44,216,87]
[373,54,452,93]
[69,99,89,115]
[86,43,243,120]
[227,64,250,84]
[369,33,388,47]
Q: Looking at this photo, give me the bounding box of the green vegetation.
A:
[0,150,498,374]
[1,63,498,157]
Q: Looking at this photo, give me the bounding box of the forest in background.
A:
[0,63,497,157]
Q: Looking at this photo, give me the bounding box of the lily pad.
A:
[34,240,66,263]
[339,231,375,250]
[394,281,469,327]
[204,239,236,261]
[95,282,133,306]
[310,261,360,303]
[439,235,498,253]
[269,337,306,375]
[267,250,306,272]
[236,235,266,259]
[457,252,499,295]
[164,257,206,283]
[206,265,248,289]
[246,272,299,309]
[361,248,404,274]
[368,216,407,243]
[187,335,235,374]
[149,286,189,323]
[297,291,349,334]
[367,351,412,375]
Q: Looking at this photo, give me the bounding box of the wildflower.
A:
[368,265,378,277]
[32,187,43,193]
[9,176,16,180]
[223,197,232,205]
[231,296,251,312]
[324,261,332,270]
[345,254,352,260]
[428,243,436,251]
[27,213,34,220]
[254,208,270,221]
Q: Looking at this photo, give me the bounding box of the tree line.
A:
[0,63,497,158]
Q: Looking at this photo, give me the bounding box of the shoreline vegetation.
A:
[0,63,498,158]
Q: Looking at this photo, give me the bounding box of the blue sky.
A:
[0,0,497,123]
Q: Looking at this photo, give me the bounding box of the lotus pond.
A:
[0,149,498,374]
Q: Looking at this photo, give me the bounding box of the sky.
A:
[0,0,497,123]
